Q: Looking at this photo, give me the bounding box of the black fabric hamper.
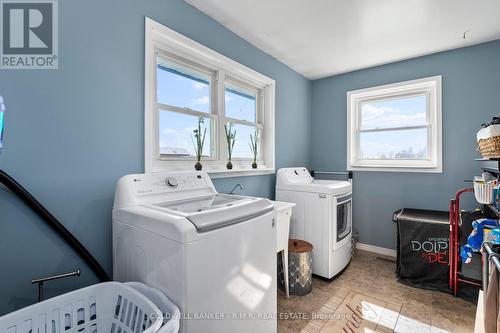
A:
[393,208,450,292]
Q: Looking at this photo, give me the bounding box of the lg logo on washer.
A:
[1,0,58,69]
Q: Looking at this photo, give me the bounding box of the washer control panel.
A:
[164,177,178,188]
[130,172,213,196]
[115,172,216,209]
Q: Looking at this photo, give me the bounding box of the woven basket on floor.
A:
[478,136,500,158]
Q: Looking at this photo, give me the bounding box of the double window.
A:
[145,18,275,176]
[347,76,442,172]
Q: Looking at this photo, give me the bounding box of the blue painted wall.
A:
[310,40,500,250]
[0,0,311,314]
[2,0,498,316]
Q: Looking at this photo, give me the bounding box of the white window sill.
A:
[208,167,275,178]
[347,165,442,173]
[150,165,275,178]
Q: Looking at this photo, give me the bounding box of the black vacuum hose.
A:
[0,169,110,282]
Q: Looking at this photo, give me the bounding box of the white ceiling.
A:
[185,0,500,79]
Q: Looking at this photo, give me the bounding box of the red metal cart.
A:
[449,188,483,296]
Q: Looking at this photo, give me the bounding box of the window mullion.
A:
[355,100,361,163]
[157,103,215,119]
[218,70,226,162]
[358,124,429,133]
[152,54,160,163]
[258,89,264,127]
[225,117,262,128]
[426,91,433,161]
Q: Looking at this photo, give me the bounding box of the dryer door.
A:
[336,194,352,243]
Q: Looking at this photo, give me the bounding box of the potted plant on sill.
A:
[224,124,236,169]
[249,129,260,169]
[192,117,207,171]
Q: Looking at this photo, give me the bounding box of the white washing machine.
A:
[112,171,277,333]
[276,167,352,279]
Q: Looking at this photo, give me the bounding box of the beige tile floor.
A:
[278,250,476,333]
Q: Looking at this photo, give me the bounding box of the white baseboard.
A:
[356,242,397,257]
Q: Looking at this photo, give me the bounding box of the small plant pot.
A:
[195,161,202,171]
[252,161,257,169]
[226,161,233,170]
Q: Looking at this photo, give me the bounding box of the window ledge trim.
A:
[208,167,275,178]
[150,167,275,178]
[348,166,443,173]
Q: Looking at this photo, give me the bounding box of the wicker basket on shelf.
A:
[478,136,500,158]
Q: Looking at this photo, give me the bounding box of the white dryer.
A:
[276,167,352,279]
[113,171,277,333]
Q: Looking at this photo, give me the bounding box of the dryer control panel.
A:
[276,167,313,185]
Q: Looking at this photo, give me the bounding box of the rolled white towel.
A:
[478,124,500,142]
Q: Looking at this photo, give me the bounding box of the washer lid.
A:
[276,179,352,195]
[148,194,274,232]
[154,194,243,213]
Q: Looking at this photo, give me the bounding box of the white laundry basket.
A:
[0,282,163,333]
[474,180,495,204]
[124,283,179,333]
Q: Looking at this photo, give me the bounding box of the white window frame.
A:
[347,76,442,173]
[155,54,218,161]
[222,76,264,163]
[145,18,275,178]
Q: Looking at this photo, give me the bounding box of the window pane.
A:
[228,123,258,159]
[157,57,211,113]
[225,82,256,122]
[359,128,427,160]
[360,94,427,130]
[159,110,213,158]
